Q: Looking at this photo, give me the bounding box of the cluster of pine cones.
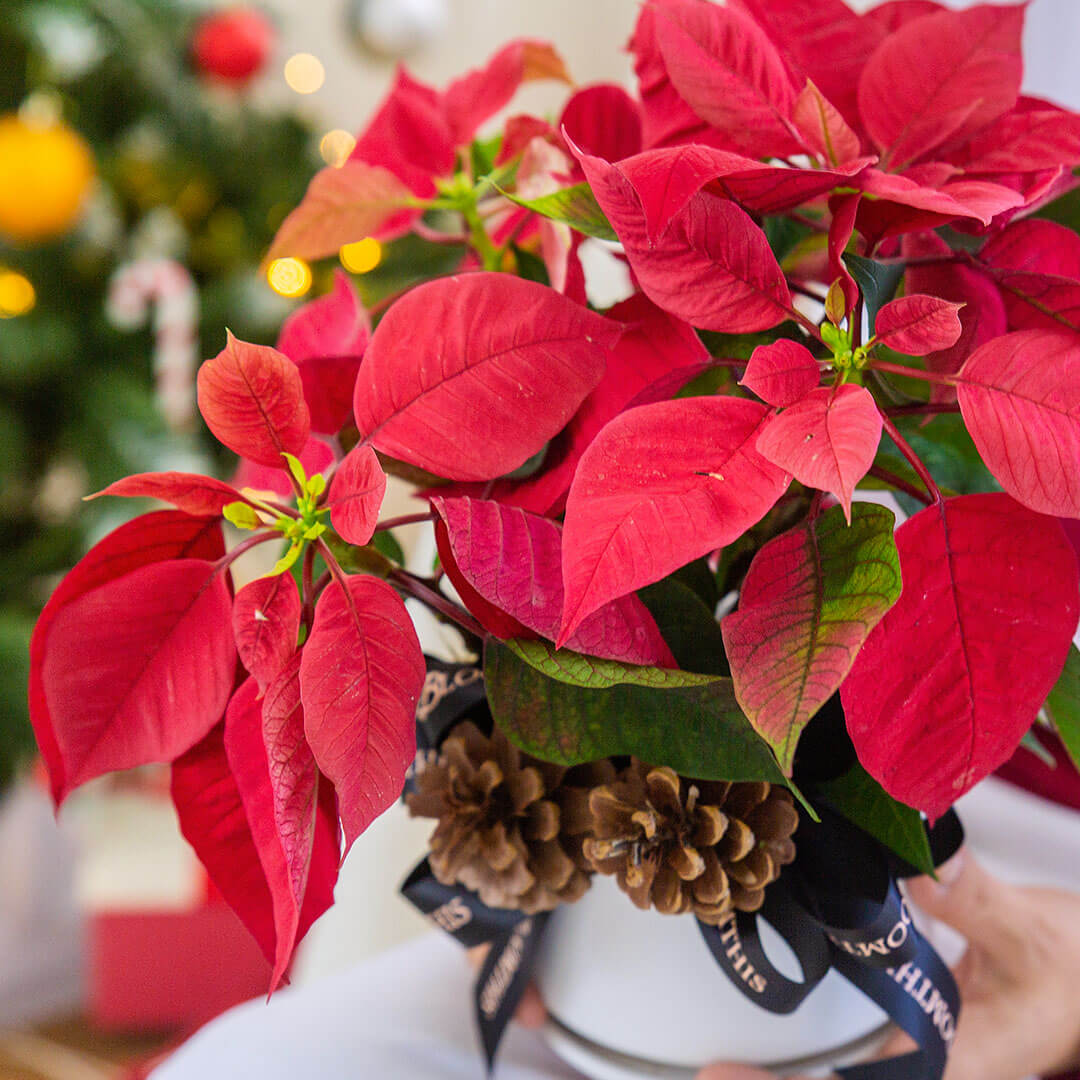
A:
[406,722,798,923]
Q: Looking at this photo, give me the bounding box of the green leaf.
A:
[638,578,729,676]
[281,451,307,489]
[224,501,261,530]
[498,181,618,241]
[722,504,902,774]
[1045,645,1080,772]
[818,764,935,876]
[484,638,788,786]
[371,529,405,564]
[843,253,904,334]
[270,540,303,576]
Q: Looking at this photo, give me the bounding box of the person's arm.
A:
[697,850,1080,1080]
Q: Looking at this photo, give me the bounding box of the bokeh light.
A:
[339,237,382,274]
[266,257,312,297]
[0,269,36,317]
[319,129,356,168]
[284,53,325,94]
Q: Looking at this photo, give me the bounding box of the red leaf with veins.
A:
[327,444,386,547]
[265,162,417,262]
[756,385,882,523]
[722,504,902,774]
[40,559,235,801]
[432,496,675,667]
[982,270,1080,334]
[233,438,335,501]
[86,472,247,517]
[842,494,1079,819]
[857,4,1024,170]
[862,2,945,35]
[579,150,791,333]
[30,511,223,804]
[504,294,711,516]
[442,40,570,148]
[950,110,1080,175]
[791,80,862,167]
[730,0,878,129]
[232,574,301,692]
[353,274,619,481]
[874,295,963,355]
[904,232,1006,401]
[277,270,369,435]
[955,329,1080,518]
[559,84,642,163]
[300,575,424,853]
[224,669,335,991]
[650,0,803,159]
[828,192,861,316]
[197,333,310,468]
[741,340,821,408]
[559,397,789,644]
[980,219,1080,279]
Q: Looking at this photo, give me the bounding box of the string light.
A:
[266,257,312,298]
[319,129,356,168]
[0,269,35,317]
[284,53,325,94]
[339,238,382,274]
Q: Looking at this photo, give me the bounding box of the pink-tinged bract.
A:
[722,504,902,774]
[40,558,235,800]
[956,329,1080,518]
[277,270,370,435]
[232,574,301,692]
[755,385,882,523]
[327,444,386,547]
[857,4,1024,170]
[741,340,821,407]
[874,295,964,356]
[30,511,224,804]
[300,575,425,853]
[842,494,1080,819]
[979,219,1080,279]
[949,109,1080,175]
[85,472,247,517]
[791,79,862,167]
[197,333,311,468]
[432,496,675,667]
[353,273,619,481]
[559,397,789,643]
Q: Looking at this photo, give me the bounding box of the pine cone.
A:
[406,721,605,914]
[582,763,798,924]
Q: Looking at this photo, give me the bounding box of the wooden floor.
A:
[0,1017,173,1080]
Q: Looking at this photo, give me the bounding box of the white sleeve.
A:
[151,932,584,1080]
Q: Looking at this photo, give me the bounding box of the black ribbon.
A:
[401,661,965,1077]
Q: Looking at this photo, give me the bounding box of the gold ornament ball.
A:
[0,114,96,244]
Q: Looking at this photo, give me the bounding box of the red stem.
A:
[211,531,282,576]
[376,511,437,532]
[869,359,955,386]
[389,568,486,638]
[879,411,942,504]
[867,465,934,506]
[789,307,824,345]
[301,543,317,633]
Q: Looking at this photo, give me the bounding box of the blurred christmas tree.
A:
[0,0,322,791]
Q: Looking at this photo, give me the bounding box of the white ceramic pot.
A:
[534,775,1080,1080]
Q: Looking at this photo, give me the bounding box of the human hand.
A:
[465,945,547,1030]
[697,849,1080,1080]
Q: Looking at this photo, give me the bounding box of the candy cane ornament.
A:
[106,258,199,431]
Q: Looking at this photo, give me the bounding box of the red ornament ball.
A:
[191,7,275,85]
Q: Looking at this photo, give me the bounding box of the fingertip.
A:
[514,984,547,1030]
[695,1066,782,1080]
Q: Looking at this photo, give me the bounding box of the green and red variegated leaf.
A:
[197,333,311,468]
[299,575,425,853]
[41,559,235,802]
[559,397,789,645]
[722,504,902,774]
[30,512,224,804]
[353,274,620,481]
[755,385,882,522]
[842,493,1080,819]
[432,495,676,667]
[232,574,301,692]
[328,444,386,547]
[791,79,861,166]
[955,329,1080,518]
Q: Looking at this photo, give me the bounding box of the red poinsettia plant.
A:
[29,0,1080,987]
